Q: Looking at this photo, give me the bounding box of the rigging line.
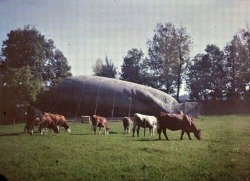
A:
[94,84,101,115]
[111,88,117,118]
[74,84,84,121]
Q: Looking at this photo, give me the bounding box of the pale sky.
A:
[0,0,249,76]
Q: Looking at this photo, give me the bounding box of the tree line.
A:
[0,23,249,123]
[93,23,250,102]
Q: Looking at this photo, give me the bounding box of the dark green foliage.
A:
[146,23,192,100]
[187,29,250,101]
[0,25,72,122]
[120,48,144,84]
[187,45,226,100]
[93,56,117,78]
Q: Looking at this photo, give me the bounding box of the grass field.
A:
[0,115,249,181]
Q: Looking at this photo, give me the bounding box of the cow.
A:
[39,113,59,135]
[122,117,132,134]
[48,113,71,132]
[132,113,158,137]
[157,112,201,140]
[91,115,109,135]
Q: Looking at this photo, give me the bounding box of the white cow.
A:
[132,113,158,137]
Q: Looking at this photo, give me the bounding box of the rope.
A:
[94,84,101,115]
[74,84,84,121]
[111,88,117,118]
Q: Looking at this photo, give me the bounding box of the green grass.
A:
[0,115,249,181]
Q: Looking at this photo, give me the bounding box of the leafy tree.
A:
[223,30,250,100]
[0,25,71,116]
[146,23,192,101]
[187,45,225,100]
[120,48,144,83]
[92,56,117,78]
[92,58,103,76]
[0,66,42,123]
[1,25,71,85]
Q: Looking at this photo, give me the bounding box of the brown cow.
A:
[91,115,109,135]
[122,117,132,134]
[157,112,201,140]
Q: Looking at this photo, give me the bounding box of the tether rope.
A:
[74,84,84,121]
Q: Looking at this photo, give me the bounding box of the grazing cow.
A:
[49,113,71,132]
[39,113,59,135]
[132,113,158,137]
[91,115,109,135]
[122,117,132,134]
[157,112,201,140]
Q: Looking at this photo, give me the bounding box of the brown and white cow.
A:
[48,113,71,132]
[91,115,109,135]
[157,112,201,140]
[39,113,59,135]
[122,117,132,134]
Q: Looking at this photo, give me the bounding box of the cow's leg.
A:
[158,128,162,140]
[180,130,185,140]
[30,129,34,135]
[93,126,97,135]
[163,128,169,140]
[98,127,101,135]
[153,125,157,136]
[149,127,153,136]
[150,126,155,136]
[132,126,136,137]
[137,126,140,137]
[187,132,192,140]
[41,128,46,135]
[128,126,130,134]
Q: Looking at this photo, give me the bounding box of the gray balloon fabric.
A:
[55,75,180,117]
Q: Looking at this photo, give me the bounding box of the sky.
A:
[0,0,250,77]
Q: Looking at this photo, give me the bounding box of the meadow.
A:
[0,115,249,181]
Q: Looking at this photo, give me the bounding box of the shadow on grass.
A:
[133,137,160,142]
[0,132,22,136]
[70,133,92,136]
[70,131,119,136]
[132,137,201,142]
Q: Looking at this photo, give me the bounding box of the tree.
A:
[92,58,103,76]
[0,25,72,116]
[187,45,225,100]
[1,25,71,85]
[0,66,42,123]
[92,56,117,78]
[120,48,144,83]
[146,23,192,101]
[223,30,250,100]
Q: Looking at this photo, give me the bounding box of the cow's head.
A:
[194,129,201,140]
[105,127,110,135]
